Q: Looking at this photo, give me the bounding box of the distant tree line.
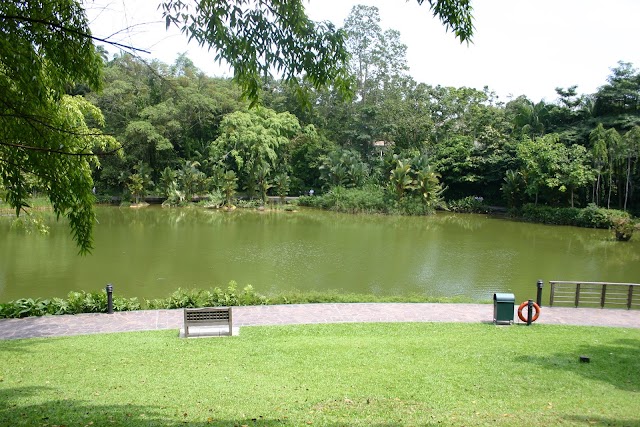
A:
[79,6,640,217]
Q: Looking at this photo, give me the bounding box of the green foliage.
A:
[221,170,238,207]
[3,324,639,426]
[0,1,119,253]
[390,194,437,215]
[201,190,225,209]
[319,148,369,189]
[273,172,291,201]
[161,0,352,106]
[300,185,388,214]
[145,282,268,309]
[448,196,489,213]
[579,203,616,228]
[516,203,631,228]
[10,212,50,236]
[0,290,140,318]
[611,216,638,241]
[389,159,415,199]
[211,107,300,197]
[178,160,206,201]
[268,289,473,304]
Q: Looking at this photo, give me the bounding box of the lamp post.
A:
[106,284,113,314]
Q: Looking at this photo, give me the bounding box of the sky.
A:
[84,0,640,103]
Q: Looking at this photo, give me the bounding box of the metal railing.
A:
[549,281,640,309]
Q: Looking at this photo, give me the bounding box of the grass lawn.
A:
[0,323,639,426]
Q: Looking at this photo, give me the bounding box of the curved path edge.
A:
[1,303,639,340]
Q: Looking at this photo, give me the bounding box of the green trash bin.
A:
[493,293,515,324]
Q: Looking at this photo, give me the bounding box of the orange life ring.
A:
[517,301,541,322]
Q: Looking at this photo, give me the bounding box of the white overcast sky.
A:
[85,0,640,103]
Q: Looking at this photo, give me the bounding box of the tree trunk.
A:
[624,156,631,211]
[595,172,601,206]
[607,173,613,209]
[570,188,575,208]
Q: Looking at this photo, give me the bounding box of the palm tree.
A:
[222,170,238,207]
[272,173,290,202]
[179,161,205,202]
[501,169,522,208]
[254,162,272,204]
[415,164,443,206]
[159,167,178,198]
[389,159,414,200]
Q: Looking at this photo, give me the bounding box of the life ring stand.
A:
[517,301,541,323]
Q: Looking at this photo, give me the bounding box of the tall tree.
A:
[161,0,473,104]
[2,0,474,251]
[210,108,301,196]
[0,0,118,253]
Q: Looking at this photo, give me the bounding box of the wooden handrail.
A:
[548,281,640,310]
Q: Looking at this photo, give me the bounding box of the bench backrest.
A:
[184,307,231,325]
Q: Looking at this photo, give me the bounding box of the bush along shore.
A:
[299,188,638,240]
[0,282,476,319]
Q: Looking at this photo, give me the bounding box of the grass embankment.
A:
[1,323,638,426]
[0,196,52,213]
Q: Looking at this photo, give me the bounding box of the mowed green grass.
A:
[1,323,639,426]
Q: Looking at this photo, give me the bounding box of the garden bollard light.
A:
[527,299,533,326]
[106,284,113,314]
[536,279,544,307]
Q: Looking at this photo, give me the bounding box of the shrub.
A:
[577,203,615,228]
[516,203,632,229]
[447,196,489,214]
[0,290,141,318]
[389,195,433,216]
[145,282,269,309]
[200,190,224,209]
[298,185,388,214]
[611,217,638,241]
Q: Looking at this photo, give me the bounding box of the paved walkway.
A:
[0,303,639,340]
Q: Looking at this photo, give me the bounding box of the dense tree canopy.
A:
[1,0,475,252]
[5,0,640,254]
[0,0,117,253]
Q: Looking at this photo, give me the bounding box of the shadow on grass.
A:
[0,387,434,427]
[0,335,60,353]
[516,338,640,392]
[561,414,640,426]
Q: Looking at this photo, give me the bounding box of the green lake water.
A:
[1,206,639,303]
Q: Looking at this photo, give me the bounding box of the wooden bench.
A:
[183,307,233,338]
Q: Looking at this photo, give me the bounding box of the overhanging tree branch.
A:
[0,13,151,54]
[0,140,123,156]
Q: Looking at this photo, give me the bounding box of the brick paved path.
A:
[0,303,639,340]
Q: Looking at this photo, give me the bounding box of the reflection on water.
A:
[1,206,639,303]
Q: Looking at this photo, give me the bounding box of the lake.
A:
[1,206,638,303]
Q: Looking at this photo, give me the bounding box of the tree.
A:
[389,159,415,200]
[178,160,206,202]
[221,170,238,207]
[562,145,594,208]
[590,123,608,206]
[593,61,640,119]
[161,0,473,104]
[210,107,301,197]
[0,0,120,253]
[2,0,474,252]
[622,126,640,210]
